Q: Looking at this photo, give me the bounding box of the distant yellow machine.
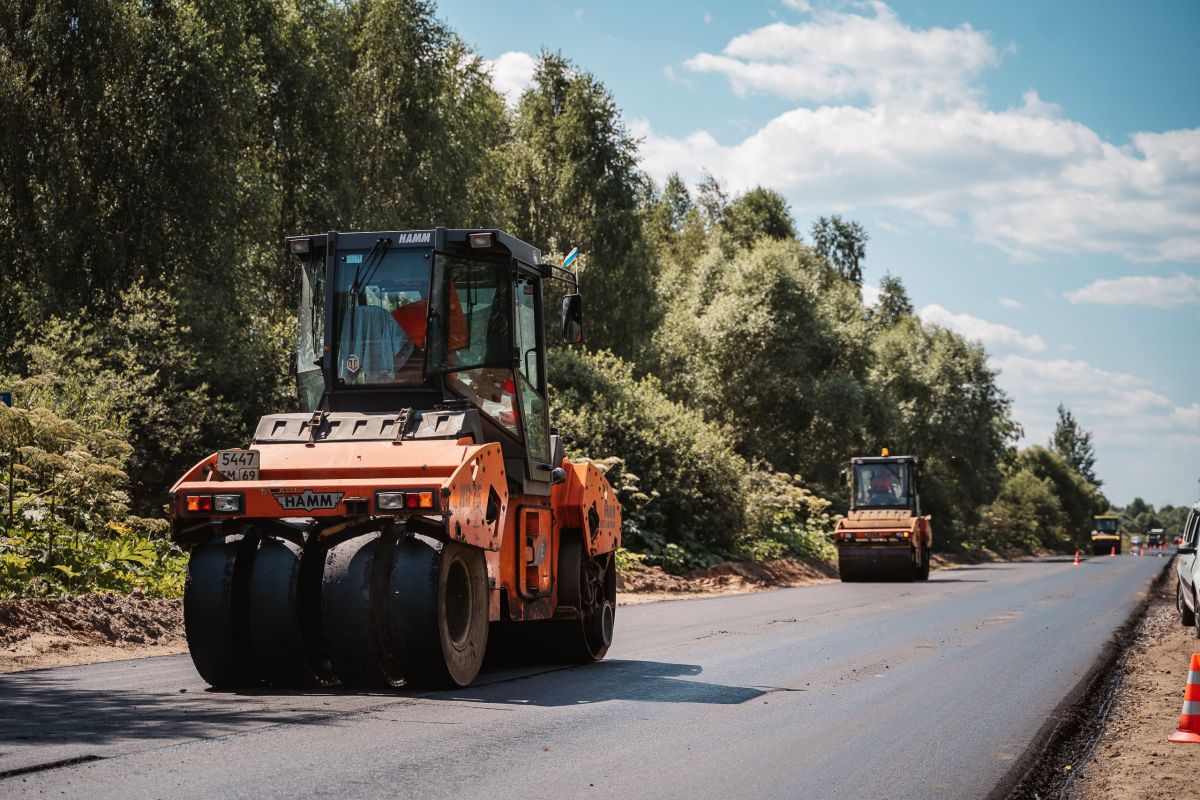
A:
[1090,514,1121,555]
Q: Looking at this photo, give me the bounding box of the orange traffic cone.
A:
[1110,546,1116,557]
[1073,550,1081,566]
[1169,654,1200,743]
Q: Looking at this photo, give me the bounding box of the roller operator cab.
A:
[169,229,620,690]
[834,454,933,582]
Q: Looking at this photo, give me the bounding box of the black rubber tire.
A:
[247,536,313,687]
[183,535,258,689]
[914,545,931,581]
[320,533,403,689]
[1178,581,1196,627]
[387,536,489,688]
[546,536,615,662]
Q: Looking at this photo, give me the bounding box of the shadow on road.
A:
[0,672,339,751]
[445,659,765,707]
[0,656,762,754]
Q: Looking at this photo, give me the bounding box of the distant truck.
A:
[1090,514,1121,555]
[1147,529,1166,548]
[834,452,932,582]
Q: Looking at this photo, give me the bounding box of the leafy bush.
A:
[1,519,185,599]
[740,470,837,561]
[0,376,185,598]
[975,469,1064,551]
[549,348,748,568]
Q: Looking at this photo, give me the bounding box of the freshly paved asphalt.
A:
[0,555,1168,799]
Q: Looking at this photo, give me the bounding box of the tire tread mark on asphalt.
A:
[0,755,103,780]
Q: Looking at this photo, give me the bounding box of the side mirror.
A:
[1179,545,1197,555]
[561,294,584,344]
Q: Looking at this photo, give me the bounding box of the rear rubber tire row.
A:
[183,531,489,690]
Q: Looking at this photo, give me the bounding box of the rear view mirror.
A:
[561,294,584,344]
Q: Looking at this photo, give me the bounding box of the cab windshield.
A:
[1094,518,1119,533]
[854,461,913,509]
[332,247,432,387]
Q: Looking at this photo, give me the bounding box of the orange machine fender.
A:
[553,462,621,556]
[443,443,509,551]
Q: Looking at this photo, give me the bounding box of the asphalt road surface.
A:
[0,556,1168,800]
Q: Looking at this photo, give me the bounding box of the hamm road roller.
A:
[1089,514,1121,555]
[834,451,931,581]
[169,229,621,689]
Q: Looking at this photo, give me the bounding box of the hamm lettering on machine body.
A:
[271,490,345,512]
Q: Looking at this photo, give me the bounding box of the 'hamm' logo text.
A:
[273,490,344,512]
[395,231,431,245]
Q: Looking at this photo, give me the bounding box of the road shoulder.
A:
[1067,568,1199,799]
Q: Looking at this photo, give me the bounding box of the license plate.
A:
[216,449,260,481]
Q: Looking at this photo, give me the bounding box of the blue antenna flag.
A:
[563,247,579,269]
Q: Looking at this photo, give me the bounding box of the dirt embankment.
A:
[1065,575,1200,799]
[616,557,840,604]
[0,593,186,673]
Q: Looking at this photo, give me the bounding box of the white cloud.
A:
[990,355,1180,429]
[918,304,1046,352]
[1174,403,1200,430]
[486,51,536,107]
[640,3,1200,263]
[704,10,713,24]
[997,297,1024,309]
[1065,273,1200,309]
[994,355,1144,393]
[991,356,1141,440]
[684,2,997,108]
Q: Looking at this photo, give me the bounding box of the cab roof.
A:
[284,228,543,267]
[850,455,919,465]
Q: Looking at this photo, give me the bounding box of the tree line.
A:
[0,0,1144,593]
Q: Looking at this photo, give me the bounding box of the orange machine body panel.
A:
[835,509,932,550]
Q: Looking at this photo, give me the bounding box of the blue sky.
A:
[435,0,1200,509]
